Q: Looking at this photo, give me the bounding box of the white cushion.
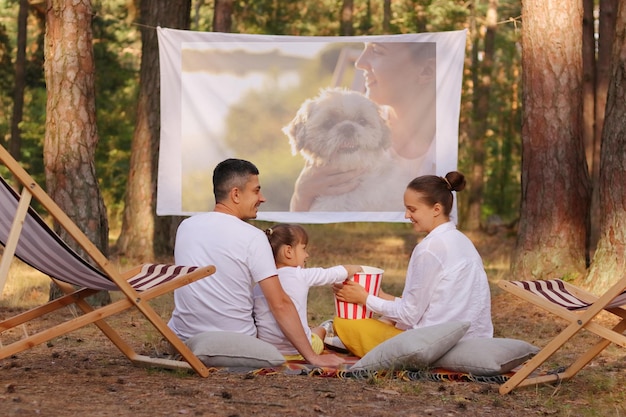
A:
[185,331,286,368]
[433,337,540,376]
[351,321,470,371]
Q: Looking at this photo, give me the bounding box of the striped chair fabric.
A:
[0,176,196,292]
[509,279,626,311]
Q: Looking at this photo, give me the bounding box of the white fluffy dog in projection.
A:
[283,87,406,212]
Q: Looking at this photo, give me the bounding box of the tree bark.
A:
[10,0,29,162]
[466,0,497,231]
[382,0,391,34]
[510,0,591,281]
[213,0,233,32]
[44,0,110,304]
[581,0,595,177]
[588,0,618,254]
[116,0,191,261]
[340,0,354,36]
[584,0,626,293]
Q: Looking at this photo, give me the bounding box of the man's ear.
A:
[230,187,240,204]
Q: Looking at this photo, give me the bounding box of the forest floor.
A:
[1,225,626,417]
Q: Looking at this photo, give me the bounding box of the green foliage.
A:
[91,10,140,213]
[457,0,523,225]
[0,0,46,184]
[425,0,469,31]
[17,87,46,181]
[0,21,13,144]
[0,23,12,93]
[230,0,342,35]
[0,0,139,214]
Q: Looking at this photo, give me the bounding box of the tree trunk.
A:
[584,0,626,293]
[382,0,391,34]
[116,0,191,261]
[582,0,595,261]
[466,0,497,231]
[213,0,233,32]
[581,0,595,177]
[10,0,28,162]
[588,0,618,255]
[510,0,591,281]
[340,0,354,36]
[44,0,110,305]
[413,3,427,33]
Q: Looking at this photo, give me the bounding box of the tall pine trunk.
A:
[341,0,354,36]
[116,0,191,260]
[44,0,110,304]
[588,0,618,255]
[465,0,497,231]
[9,0,28,162]
[213,0,233,32]
[510,0,591,281]
[584,0,626,293]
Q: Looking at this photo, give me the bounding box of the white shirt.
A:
[167,212,278,340]
[253,265,348,355]
[366,221,493,339]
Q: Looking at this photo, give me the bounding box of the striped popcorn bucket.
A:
[335,266,383,319]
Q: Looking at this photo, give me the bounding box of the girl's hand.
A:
[343,265,363,278]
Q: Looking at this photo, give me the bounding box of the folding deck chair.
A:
[0,145,216,377]
[497,277,626,394]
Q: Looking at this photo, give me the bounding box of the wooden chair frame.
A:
[0,145,215,377]
[497,278,626,394]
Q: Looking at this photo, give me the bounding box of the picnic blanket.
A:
[247,351,511,384]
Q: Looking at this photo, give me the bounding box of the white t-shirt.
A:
[167,212,278,340]
[366,221,493,340]
[253,265,348,355]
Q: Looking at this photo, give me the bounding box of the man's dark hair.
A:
[213,158,259,203]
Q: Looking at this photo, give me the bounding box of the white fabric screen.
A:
[157,28,466,223]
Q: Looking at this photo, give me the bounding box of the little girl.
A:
[253,223,362,358]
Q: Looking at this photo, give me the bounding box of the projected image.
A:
[157,30,466,222]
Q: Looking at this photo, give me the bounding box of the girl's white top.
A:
[254,265,348,355]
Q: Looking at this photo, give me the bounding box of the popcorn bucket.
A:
[335,266,383,319]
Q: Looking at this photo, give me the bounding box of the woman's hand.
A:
[290,163,365,211]
[333,280,369,305]
[376,288,396,301]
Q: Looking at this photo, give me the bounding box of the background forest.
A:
[0,0,624,295]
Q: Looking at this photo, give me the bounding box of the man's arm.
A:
[258,276,345,367]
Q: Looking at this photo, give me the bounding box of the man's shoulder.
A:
[182,212,246,227]
[179,212,266,242]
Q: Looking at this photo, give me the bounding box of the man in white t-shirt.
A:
[168,158,344,367]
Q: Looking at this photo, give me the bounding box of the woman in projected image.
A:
[289,42,437,212]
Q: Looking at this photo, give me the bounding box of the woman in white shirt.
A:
[333,172,493,357]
